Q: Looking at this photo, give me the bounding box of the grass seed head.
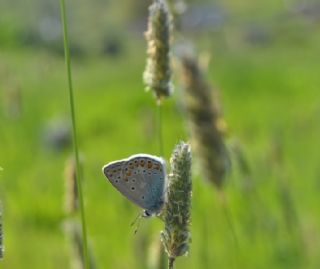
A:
[161,142,192,263]
[143,0,173,101]
[178,52,230,189]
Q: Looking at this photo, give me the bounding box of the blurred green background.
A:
[1,0,320,268]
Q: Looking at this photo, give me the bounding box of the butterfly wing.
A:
[103,154,166,214]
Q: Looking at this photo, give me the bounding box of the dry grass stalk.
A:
[63,157,96,269]
[64,220,96,269]
[3,83,22,119]
[64,157,79,215]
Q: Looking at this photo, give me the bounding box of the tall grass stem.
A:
[157,101,164,156]
[218,191,240,266]
[59,1,89,268]
[0,202,3,259]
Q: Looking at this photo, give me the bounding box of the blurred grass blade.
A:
[0,202,3,259]
[59,1,89,268]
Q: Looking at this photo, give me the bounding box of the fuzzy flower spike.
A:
[178,51,230,189]
[144,0,173,102]
[161,142,192,268]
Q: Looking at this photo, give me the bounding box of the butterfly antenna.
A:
[130,213,142,234]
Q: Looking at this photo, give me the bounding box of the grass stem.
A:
[59,1,90,268]
[0,202,3,259]
[218,191,240,267]
[157,100,164,156]
[168,257,175,269]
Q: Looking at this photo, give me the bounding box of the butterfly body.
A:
[102,154,166,216]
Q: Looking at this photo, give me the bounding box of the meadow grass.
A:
[1,12,320,268]
[59,0,89,267]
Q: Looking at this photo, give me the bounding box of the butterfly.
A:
[102,154,166,217]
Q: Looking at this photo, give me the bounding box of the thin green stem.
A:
[157,100,164,156]
[218,191,240,267]
[59,1,89,269]
[0,202,3,259]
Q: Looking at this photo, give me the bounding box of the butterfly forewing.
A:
[103,154,166,214]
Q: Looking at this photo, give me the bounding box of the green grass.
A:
[1,13,320,269]
[59,0,90,267]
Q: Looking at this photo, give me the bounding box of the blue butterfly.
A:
[102,154,166,217]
